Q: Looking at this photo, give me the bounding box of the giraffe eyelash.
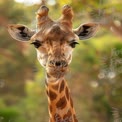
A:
[69,41,79,48]
[31,40,42,48]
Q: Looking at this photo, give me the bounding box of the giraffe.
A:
[7,5,99,122]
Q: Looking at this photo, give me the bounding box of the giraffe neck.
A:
[45,76,78,122]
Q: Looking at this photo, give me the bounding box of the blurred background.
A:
[0,0,122,122]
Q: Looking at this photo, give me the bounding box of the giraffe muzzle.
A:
[48,60,68,68]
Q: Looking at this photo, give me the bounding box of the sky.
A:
[14,0,56,6]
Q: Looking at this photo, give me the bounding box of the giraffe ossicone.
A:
[8,4,99,122]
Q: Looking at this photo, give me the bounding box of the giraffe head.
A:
[8,5,99,79]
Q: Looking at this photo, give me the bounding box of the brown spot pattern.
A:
[48,90,57,101]
[63,110,72,122]
[70,97,73,108]
[51,83,59,91]
[73,114,78,122]
[65,87,69,100]
[54,113,62,122]
[59,80,65,93]
[46,90,48,96]
[56,96,67,109]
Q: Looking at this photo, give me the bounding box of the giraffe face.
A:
[8,5,99,78]
[31,22,79,77]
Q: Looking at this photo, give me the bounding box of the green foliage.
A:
[0,108,19,122]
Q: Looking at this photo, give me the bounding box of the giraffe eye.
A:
[69,41,79,48]
[31,40,42,48]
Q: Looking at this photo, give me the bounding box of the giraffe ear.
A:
[7,24,36,42]
[73,23,99,40]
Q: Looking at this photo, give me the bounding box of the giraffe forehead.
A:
[33,22,75,42]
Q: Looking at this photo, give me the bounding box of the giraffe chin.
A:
[46,66,68,78]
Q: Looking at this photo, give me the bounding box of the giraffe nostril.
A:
[49,60,67,67]
[55,61,67,67]
[55,61,61,67]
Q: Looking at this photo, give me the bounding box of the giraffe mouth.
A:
[46,66,68,78]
